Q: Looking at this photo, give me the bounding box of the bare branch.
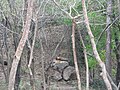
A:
[0,23,20,35]
[96,15,120,46]
[51,30,66,59]
[52,0,73,18]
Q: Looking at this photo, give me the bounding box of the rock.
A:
[63,66,75,80]
[51,59,69,71]
[52,70,62,81]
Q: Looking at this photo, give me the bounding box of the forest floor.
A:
[0,64,106,90]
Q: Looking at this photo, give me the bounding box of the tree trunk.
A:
[1,17,11,84]
[13,33,21,90]
[27,20,35,90]
[116,62,120,86]
[114,31,120,86]
[81,0,112,89]
[106,0,112,75]
[8,0,34,89]
[112,0,120,87]
[72,19,81,90]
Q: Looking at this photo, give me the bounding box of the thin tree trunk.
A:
[0,45,7,83]
[39,21,47,90]
[39,37,46,90]
[23,0,28,25]
[114,31,120,86]
[106,0,112,75]
[13,33,21,90]
[2,17,11,84]
[117,0,120,16]
[78,29,89,90]
[7,0,21,89]
[72,19,81,90]
[111,0,120,87]
[81,0,112,90]
[27,20,36,90]
[8,0,34,89]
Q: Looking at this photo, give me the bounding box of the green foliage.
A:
[112,68,116,77]
[69,1,82,16]
[62,18,72,25]
[75,2,82,11]
[85,11,107,70]
[88,11,106,23]
[88,12,97,18]
[57,18,72,26]
[88,56,98,69]
[91,79,106,90]
[99,50,106,62]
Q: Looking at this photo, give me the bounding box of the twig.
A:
[95,0,105,8]
[52,0,81,19]
[52,0,73,18]
[0,23,20,35]
[96,15,120,45]
[51,29,67,59]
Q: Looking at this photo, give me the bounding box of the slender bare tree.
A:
[106,0,112,75]
[81,0,112,90]
[78,29,89,90]
[115,0,120,87]
[72,19,81,90]
[8,0,35,90]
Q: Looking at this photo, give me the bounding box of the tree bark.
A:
[114,31,120,86]
[13,33,21,90]
[106,0,112,75]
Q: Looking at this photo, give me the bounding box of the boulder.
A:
[63,66,76,80]
[51,59,69,71]
[52,70,62,81]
